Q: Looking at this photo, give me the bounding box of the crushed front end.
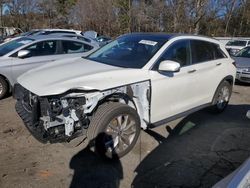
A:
[14,80,151,145]
[14,84,89,144]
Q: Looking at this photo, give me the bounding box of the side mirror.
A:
[158,60,180,72]
[17,50,30,58]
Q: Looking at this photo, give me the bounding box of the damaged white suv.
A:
[14,33,236,158]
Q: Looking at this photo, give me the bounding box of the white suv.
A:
[14,33,236,158]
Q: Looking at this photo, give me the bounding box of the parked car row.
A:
[216,38,250,84]
[233,47,250,83]
[225,38,250,55]
[13,33,236,159]
[0,28,115,99]
[0,35,99,99]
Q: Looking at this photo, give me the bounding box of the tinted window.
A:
[211,43,226,59]
[191,40,226,63]
[61,41,93,54]
[0,37,34,56]
[226,40,247,46]
[191,40,215,63]
[24,40,57,56]
[155,40,190,68]
[235,47,250,58]
[65,35,92,43]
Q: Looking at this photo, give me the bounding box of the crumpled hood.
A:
[18,57,149,96]
[233,57,250,68]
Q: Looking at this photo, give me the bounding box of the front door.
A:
[149,39,197,123]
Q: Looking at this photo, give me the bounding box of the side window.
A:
[191,40,214,64]
[61,41,93,54]
[24,40,57,56]
[247,41,250,46]
[155,40,190,68]
[211,43,226,59]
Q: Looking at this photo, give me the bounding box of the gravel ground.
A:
[0,83,250,188]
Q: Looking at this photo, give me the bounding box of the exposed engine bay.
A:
[14,80,150,144]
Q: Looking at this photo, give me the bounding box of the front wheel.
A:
[87,102,141,159]
[0,77,8,100]
[211,81,232,113]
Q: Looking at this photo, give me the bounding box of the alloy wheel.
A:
[104,114,137,154]
[216,85,230,110]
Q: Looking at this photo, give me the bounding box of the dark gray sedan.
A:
[233,47,250,83]
[0,35,99,99]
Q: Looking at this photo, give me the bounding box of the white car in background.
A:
[0,35,98,99]
[15,33,236,159]
[226,39,250,55]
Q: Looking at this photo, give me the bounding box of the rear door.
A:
[188,40,228,106]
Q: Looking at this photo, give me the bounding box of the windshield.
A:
[87,35,167,68]
[0,37,34,56]
[226,40,247,46]
[235,47,250,58]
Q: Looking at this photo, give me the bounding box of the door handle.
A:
[216,63,222,66]
[188,69,196,73]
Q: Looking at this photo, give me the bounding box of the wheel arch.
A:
[0,74,11,93]
[211,75,234,104]
[223,75,234,86]
[88,81,151,129]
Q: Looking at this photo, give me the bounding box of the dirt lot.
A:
[0,83,250,188]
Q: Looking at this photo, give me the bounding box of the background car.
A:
[83,30,112,46]
[226,39,250,55]
[48,33,99,46]
[2,29,83,43]
[233,46,250,83]
[0,35,99,99]
[95,35,112,46]
[213,157,250,188]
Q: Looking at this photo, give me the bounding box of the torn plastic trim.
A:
[40,80,151,139]
[81,80,152,129]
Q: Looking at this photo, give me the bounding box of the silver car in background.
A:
[233,47,250,83]
[0,35,99,99]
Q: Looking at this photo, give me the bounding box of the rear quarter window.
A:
[61,41,93,54]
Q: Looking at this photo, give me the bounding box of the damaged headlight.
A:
[50,99,63,116]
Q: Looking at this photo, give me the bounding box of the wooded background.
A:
[0,0,249,37]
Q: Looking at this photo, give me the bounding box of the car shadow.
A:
[132,104,250,188]
[69,139,123,188]
[235,80,250,86]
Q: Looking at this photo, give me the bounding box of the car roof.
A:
[26,35,87,42]
[120,32,175,41]
[118,32,220,44]
[14,35,99,48]
[120,32,217,42]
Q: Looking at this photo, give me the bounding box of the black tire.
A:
[0,77,8,100]
[210,81,232,113]
[87,102,141,159]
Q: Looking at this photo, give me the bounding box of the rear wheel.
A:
[0,77,8,100]
[87,102,141,159]
[211,81,232,113]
